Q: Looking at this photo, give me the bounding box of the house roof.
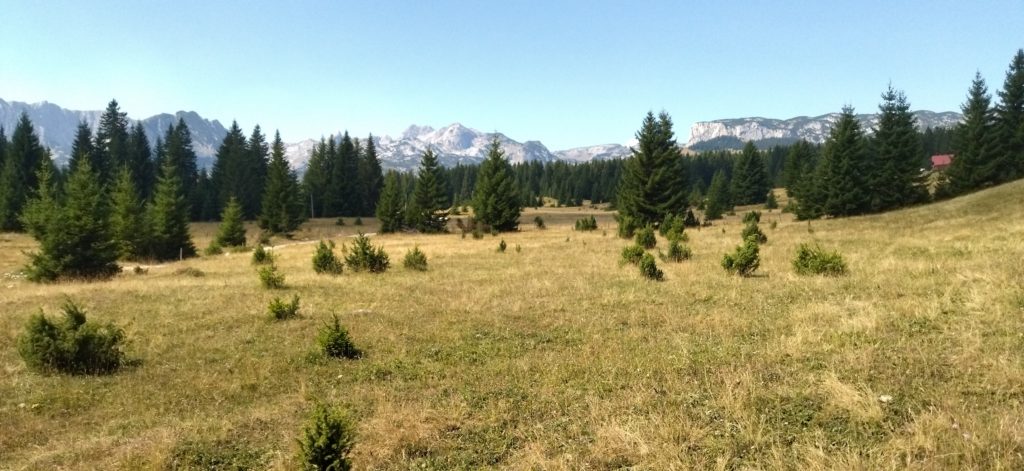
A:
[931,154,953,167]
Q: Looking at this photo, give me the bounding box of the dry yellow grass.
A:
[1,182,1023,469]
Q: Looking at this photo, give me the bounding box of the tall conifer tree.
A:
[991,49,1024,180]
[616,111,686,225]
[148,161,196,260]
[730,141,769,205]
[109,166,149,259]
[302,138,331,218]
[69,121,97,176]
[473,138,520,231]
[259,131,305,235]
[704,170,731,220]
[359,134,384,216]
[376,171,405,233]
[410,149,450,232]
[948,73,998,194]
[95,99,129,185]
[211,121,250,216]
[126,122,155,201]
[0,113,48,230]
[872,85,926,210]
[819,106,872,217]
[162,119,200,219]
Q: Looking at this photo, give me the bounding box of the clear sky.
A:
[1,0,1020,149]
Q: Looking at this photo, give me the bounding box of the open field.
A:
[2,182,1024,469]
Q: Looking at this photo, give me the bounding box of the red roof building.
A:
[931,154,953,170]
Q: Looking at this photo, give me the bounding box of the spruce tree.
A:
[376,171,405,233]
[410,148,450,232]
[69,121,97,176]
[20,160,60,240]
[95,99,130,185]
[616,111,686,225]
[303,138,331,218]
[195,168,219,221]
[162,119,200,220]
[211,121,250,217]
[1,113,48,230]
[109,166,149,259]
[244,125,270,218]
[259,131,305,235]
[991,49,1024,181]
[872,85,926,211]
[473,138,521,231]
[782,140,816,199]
[331,132,360,217]
[948,73,998,194]
[703,170,731,220]
[819,106,872,217]
[148,161,196,261]
[214,197,246,247]
[126,122,155,201]
[359,134,384,216]
[25,160,120,282]
[730,141,769,205]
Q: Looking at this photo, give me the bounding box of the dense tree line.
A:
[300,132,384,219]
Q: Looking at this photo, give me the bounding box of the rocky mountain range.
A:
[0,98,630,172]
[687,111,962,150]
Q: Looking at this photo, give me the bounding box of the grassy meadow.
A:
[2,181,1024,469]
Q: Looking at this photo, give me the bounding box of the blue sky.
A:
[1,1,1020,148]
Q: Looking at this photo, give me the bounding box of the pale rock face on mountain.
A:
[687,111,962,148]
[553,143,633,162]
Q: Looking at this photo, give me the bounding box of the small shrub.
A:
[345,233,389,273]
[793,244,848,276]
[638,253,664,281]
[742,211,762,224]
[132,266,148,275]
[353,217,363,226]
[574,215,598,231]
[621,244,645,265]
[259,262,286,289]
[18,300,126,375]
[318,314,361,359]
[269,295,300,320]
[497,239,507,252]
[742,222,768,244]
[616,214,638,238]
[533,216,545,229]
[403,246,428,271]
[635,225,657,249]
[765,191,779,210]
[174,267,205,277]
[659,214,685,237]
[722,239,760,277]
[297,404,355,471]
[252,244,273,265]
[312,240,343,275]
[204,242,224,256]
[661,238,692,262]
[335,218,345,226]
[683,208,700,228]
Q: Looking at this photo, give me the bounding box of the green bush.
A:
[269,295,300,320]
[533,215,545,229]
[722,239,760,277]
[635,225,657,249]
[318,315,361,359]
[252,244,273,265]
[17,300,126,375]
[683,208,700,227]
[659,214,685,237]
[344,233,389,273]
[742,211,762,224]
[661,238,692,262]
[259,262,286,289]
[765,191,779,210]
[793,243,848,276]
[204,241,224,256]
[621,244,645,265]
[312,240,343,275]
[403,246,428,271]
[638,253,664,281]
[616,214,638,238]
[497,239,507,252]
[297,404,355,471]
[574,215,597,231]
[742,222,768,244]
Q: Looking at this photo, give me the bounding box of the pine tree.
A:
[195,168,219,221]
[69,121,97,176]
[244,125,270,218]
[730,141,769,205]
[126,122,155,201]
[162,119,200,220]
[948,73,998,194]
[359,134,384,216]
[819,106,872,217]
[872,85,926,211]
[20,160,60,240]
[782,140,816,199]
[1,113,48,230]
[211,121,250,217]
[259,131,305,235]
[704,169,731,220]
[303,138,331,218]
[214,197,246,247]
[617,111,686,225]
[109,166,149,259]
[148,161,196,261]
[410,148,450,232]
[991,49,1024,181]
[473,138,521,231]
[95,99,130,185]
[376,171,405,233]
[25,159,120,282]
[331,132,360,217]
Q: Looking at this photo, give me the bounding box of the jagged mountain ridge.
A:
[0,98,630,172]
[687,111,962,150]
